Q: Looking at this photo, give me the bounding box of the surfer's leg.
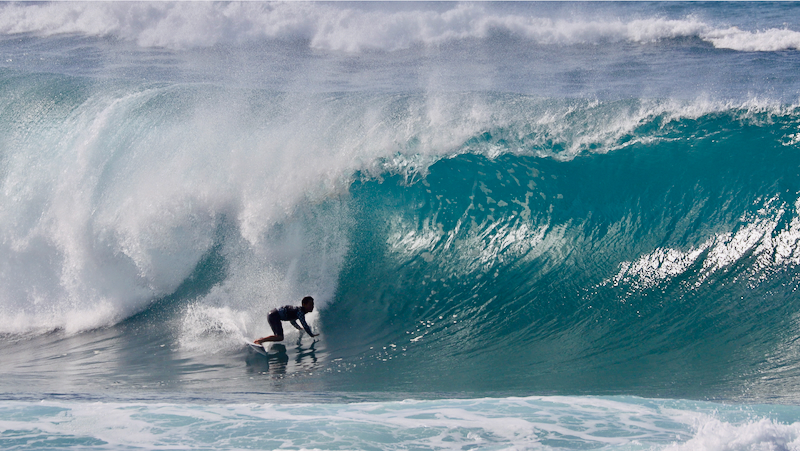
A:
[255,311,285,344]
[254,334,283,343]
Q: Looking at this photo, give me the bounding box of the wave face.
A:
[323,104,800,398]
[2,2,800,403]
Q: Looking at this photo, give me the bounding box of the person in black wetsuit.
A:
[254,296,319,344]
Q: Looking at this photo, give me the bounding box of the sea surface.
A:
[3,2,800,449]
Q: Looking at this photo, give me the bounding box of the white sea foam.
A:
[0,2,798,52]
[0,85,363,334]
[664,418,800,451]
[0,396,798,450]
[706,26,800,52]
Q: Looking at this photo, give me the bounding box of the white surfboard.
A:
[247,342,267,356]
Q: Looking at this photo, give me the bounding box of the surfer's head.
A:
[301,296,315,313]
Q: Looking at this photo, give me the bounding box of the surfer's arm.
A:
[289,320,303,331]
[296,315,317,336]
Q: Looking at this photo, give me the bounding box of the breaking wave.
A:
[1,2,799,52]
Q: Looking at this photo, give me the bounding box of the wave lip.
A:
[1,2,799,52]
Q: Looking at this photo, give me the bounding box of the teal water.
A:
[324,106,800,398]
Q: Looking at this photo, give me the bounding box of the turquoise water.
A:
[3,2,800,449]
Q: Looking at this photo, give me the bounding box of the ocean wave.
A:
[706,26,800,52]
[0,69,797,338]
[1,74,799,397]
[318,106,800,395]
[1,2,799,52]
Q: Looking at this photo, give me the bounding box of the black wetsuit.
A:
[267,305,313,337]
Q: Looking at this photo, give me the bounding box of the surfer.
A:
[254,296,319,344]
